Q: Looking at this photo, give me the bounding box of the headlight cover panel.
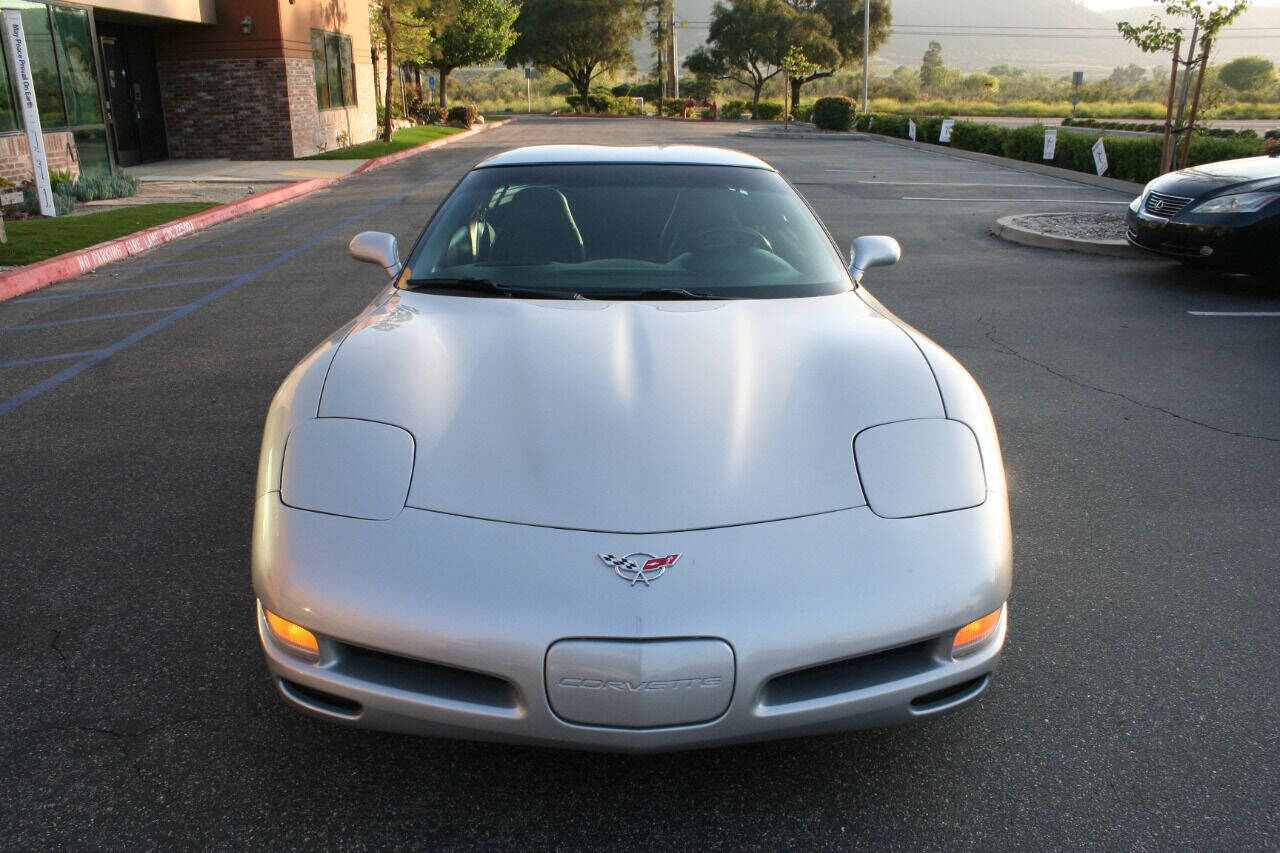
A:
[854,419,986,519]
[281,418,414,520]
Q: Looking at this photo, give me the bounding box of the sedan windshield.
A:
[400,163,850,299]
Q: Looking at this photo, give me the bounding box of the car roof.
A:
[475,145,775,171]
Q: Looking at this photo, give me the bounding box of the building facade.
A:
[0,0,375,183]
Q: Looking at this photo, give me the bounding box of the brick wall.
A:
[289,59,377,156]
[157,58,297,159]
[159,56,377,160]
[0,131,81,186]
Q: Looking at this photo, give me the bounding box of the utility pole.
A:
[861,0,869,114]
[668,10,679,101]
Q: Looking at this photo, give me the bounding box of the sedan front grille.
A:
[1143,191,1194,218]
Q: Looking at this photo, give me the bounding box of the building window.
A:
[0,42,16,132]
[0,2,104,132]
[310,29,355,110]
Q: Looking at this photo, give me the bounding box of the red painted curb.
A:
[0,118,509,303]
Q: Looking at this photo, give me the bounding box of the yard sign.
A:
[1091,138,1108,176]
[939,119,954,143]
[908,119,916,141]
[1042,128,1057,160]
[2,11,54,216]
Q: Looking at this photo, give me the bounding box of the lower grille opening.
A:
[280,678,363,717]
[331,641,518,711]
[910,675,987,712]
[760,640,940,708]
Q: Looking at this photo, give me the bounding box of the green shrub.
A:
[950,121,1007,155]
[565,92,618,114]
[721,99,752,118]
[793,103,814,123]
[1002,124,1047,161]
[22,187,74,215]
[754,101,784,120]
[446,104,479,127]
[811,95,856,131]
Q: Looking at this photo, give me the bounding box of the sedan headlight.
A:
[1192,192,1279,214]
[853,419,986,519]
[281,418,414,520]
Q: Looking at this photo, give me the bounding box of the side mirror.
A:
[849,235,901,283]
[349,231,401,280]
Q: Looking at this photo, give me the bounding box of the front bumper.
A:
[253,495,1011,751]
[1125,207,1279,271]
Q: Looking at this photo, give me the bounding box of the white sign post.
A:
[1042,128,1057,160]
[908,119,917,142]
[939,119,954,143]
[2,11,55,217]
[1091,137,1108,176]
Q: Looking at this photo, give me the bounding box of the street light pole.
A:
[861,0,869,115]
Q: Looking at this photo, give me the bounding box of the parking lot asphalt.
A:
[2,116,1277,850]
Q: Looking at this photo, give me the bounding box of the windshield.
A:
[400,163,850,299]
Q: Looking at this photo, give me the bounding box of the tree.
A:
[424,0,519,109]
[506,0,645,106]
[962,72,999,97]
[781,44,812,126]
[1218,55,1278,97]
[371,0,433,142]
[782,0,891,106]
[920,40,943,90]
[1117,0,1251,171]
[684,0,791,113]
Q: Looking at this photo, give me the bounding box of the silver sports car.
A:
[253,145,1011,751]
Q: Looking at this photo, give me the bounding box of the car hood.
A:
[318,290,944,532]
[1153,155,1280,197]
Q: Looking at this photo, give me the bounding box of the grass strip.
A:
[300,125,462,160]
[0,202,218,266]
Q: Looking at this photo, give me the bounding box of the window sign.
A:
[3,10,55,215]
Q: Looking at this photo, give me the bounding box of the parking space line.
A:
[1187,311,1280,316]
[0,349,106,368]
[0,305,181,333]
[860,181,1098,189]
[12,275,235,303]
[106,250,280,274]
[901,197,1131,204]
[0,177,431,417]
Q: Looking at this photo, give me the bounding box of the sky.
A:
[1082,0,1280,7]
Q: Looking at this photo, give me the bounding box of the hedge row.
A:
[1060,117,1257,139]
[853,115,1268,184]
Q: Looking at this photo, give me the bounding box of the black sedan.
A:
[1126,153,1280,283]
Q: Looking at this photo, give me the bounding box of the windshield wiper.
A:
[581,288,730,301]
[403,277,582,300]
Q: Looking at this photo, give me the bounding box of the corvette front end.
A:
[254,495,1009,752]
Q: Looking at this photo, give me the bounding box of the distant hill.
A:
[662,0,1279,78]
[1101,5,1280,65]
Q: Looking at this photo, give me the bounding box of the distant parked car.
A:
[1126,153,1280,283]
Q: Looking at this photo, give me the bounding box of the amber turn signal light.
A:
[265,609,320,656]
[953,606,1003,656]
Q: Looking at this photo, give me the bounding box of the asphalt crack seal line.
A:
[986,331,1280,443]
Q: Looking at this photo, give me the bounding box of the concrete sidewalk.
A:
[125,158,361,183]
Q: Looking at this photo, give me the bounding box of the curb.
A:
[992,214,1140,258]
[0,119,508,302]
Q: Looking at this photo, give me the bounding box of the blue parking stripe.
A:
[13,275,234,303]
[0,180,423,417]
[0,305,181,333]
[105,250,280,274]
[0,349,106,368]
